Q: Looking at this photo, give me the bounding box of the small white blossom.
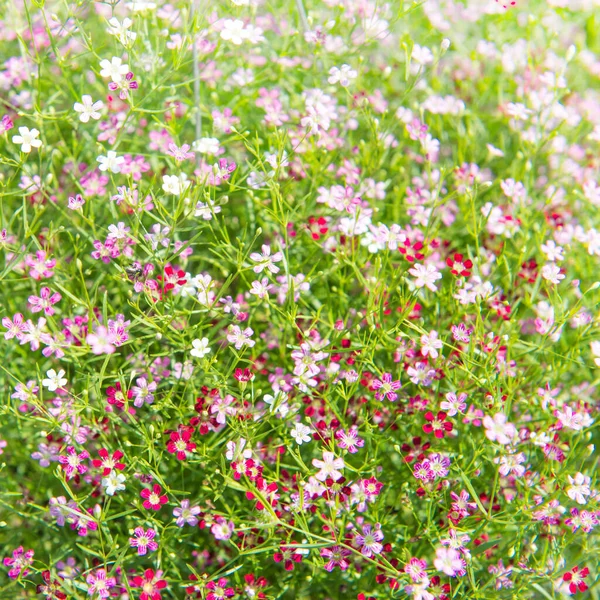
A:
[97,151,125,173]
[42,369,67,392]
[99,56,130,83]
[190,337,211,358]
[102,472,126,496]
[291,422,312,445]
[12,127,42,153]
[74,96,104,123]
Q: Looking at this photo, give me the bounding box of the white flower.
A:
[567,472,591,505]
[97,151,124,173]
[73,95,104,123]
[12,127,42,153]
[328,64,357,87]
[42,369,67,392]
[102,472,126,496]
[190,337,211,358]
[107,17,137,45]
[541,263,564,285]
[192,137,220,154]
[99,56,130,83]
[220,19,246,45]
[263,392,289,417]
[162,174,188,195]
[291,422,312,445]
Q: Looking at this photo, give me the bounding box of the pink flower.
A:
[371,372,401,401]
[28,287,61,316]
[211,516,235,541]
[86,568,116,598]
[129,527,158,555]
[482,413,517,445]
[353,523,384,557]
[206,577,235,600]
[434,547,466,577]
[312,451,345,481]
[2,313,26,340]
[130,569,167,600]
[140,484,168,510]
[3,546,34,579]
[320,545,351,571]
[58,446,89,480]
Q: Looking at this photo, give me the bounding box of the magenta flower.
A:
[58,446,89,480]
[353,523,384,558]
[335,427,365,453]
[86,568,115,598]
[2,312,27,340]
[371,372,401,401]
[320,545,351,572]
[129,527,158,555]
[3,546,34,579]
[28,287,61,316]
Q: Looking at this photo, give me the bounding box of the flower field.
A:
[1,0,600,598]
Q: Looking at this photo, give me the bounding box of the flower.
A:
[567,472,591,505]
[102,472,126,496]
[73,96,104,122]
[3,546,34,579]
[409,263,442,291]
[129,527,158,556]
[372,372,401,401]
[29,287,61,315]
[446,253,473,276]
[173,499,201,527]
[227,325,255,349]
[42,369,67,391]
[273,545,304,571]
[220,19,247,45]
[12,127,42,152]
[190,337,211,358]
[320,546,351,572]
[328,64,358,86]
[312,451,345,481]
[420,330,443,358]
[97,150,124,173]
[353,523,384,558]
[423,411,453,439]
[86,568,116,599]
[562,566,590,594]
[211,516,235,540]
[483,413,517,445]
[335,427,365,453]
[249,244,283,274]
[58,446,89,480]
[434,547,466,577]
[99,56,129,82]
[166,428,196,460]
[130,569,167,600]
[86,326,116,354]
[206,577,235,600]
[291,422,312,445]
[140,484,168,510]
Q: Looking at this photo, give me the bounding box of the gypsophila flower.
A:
[99,56,129,82]
[12,127,42,152]
[42,369,67,391]
[129,527,158,555]
[97,150,124,173]
[74,96,104,123]
[102,472,126,496]
[190,337,211,358]
[291,422,312,445]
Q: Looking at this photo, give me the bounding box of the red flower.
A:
[140,484,168,511]
[91,448,125,476]
[563,566,589,594]
[446,253,472,277]
[307,216,328,240]
[37,570,67,599]
[399,239,425,262]
[166,428,196,460]
[422,411,453,439]
[131,569,167,600]
[517,259,538,283]
[160,263,186,292]
[242,574,268,599]
[273,545,304,571]
[106,382,132,410]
